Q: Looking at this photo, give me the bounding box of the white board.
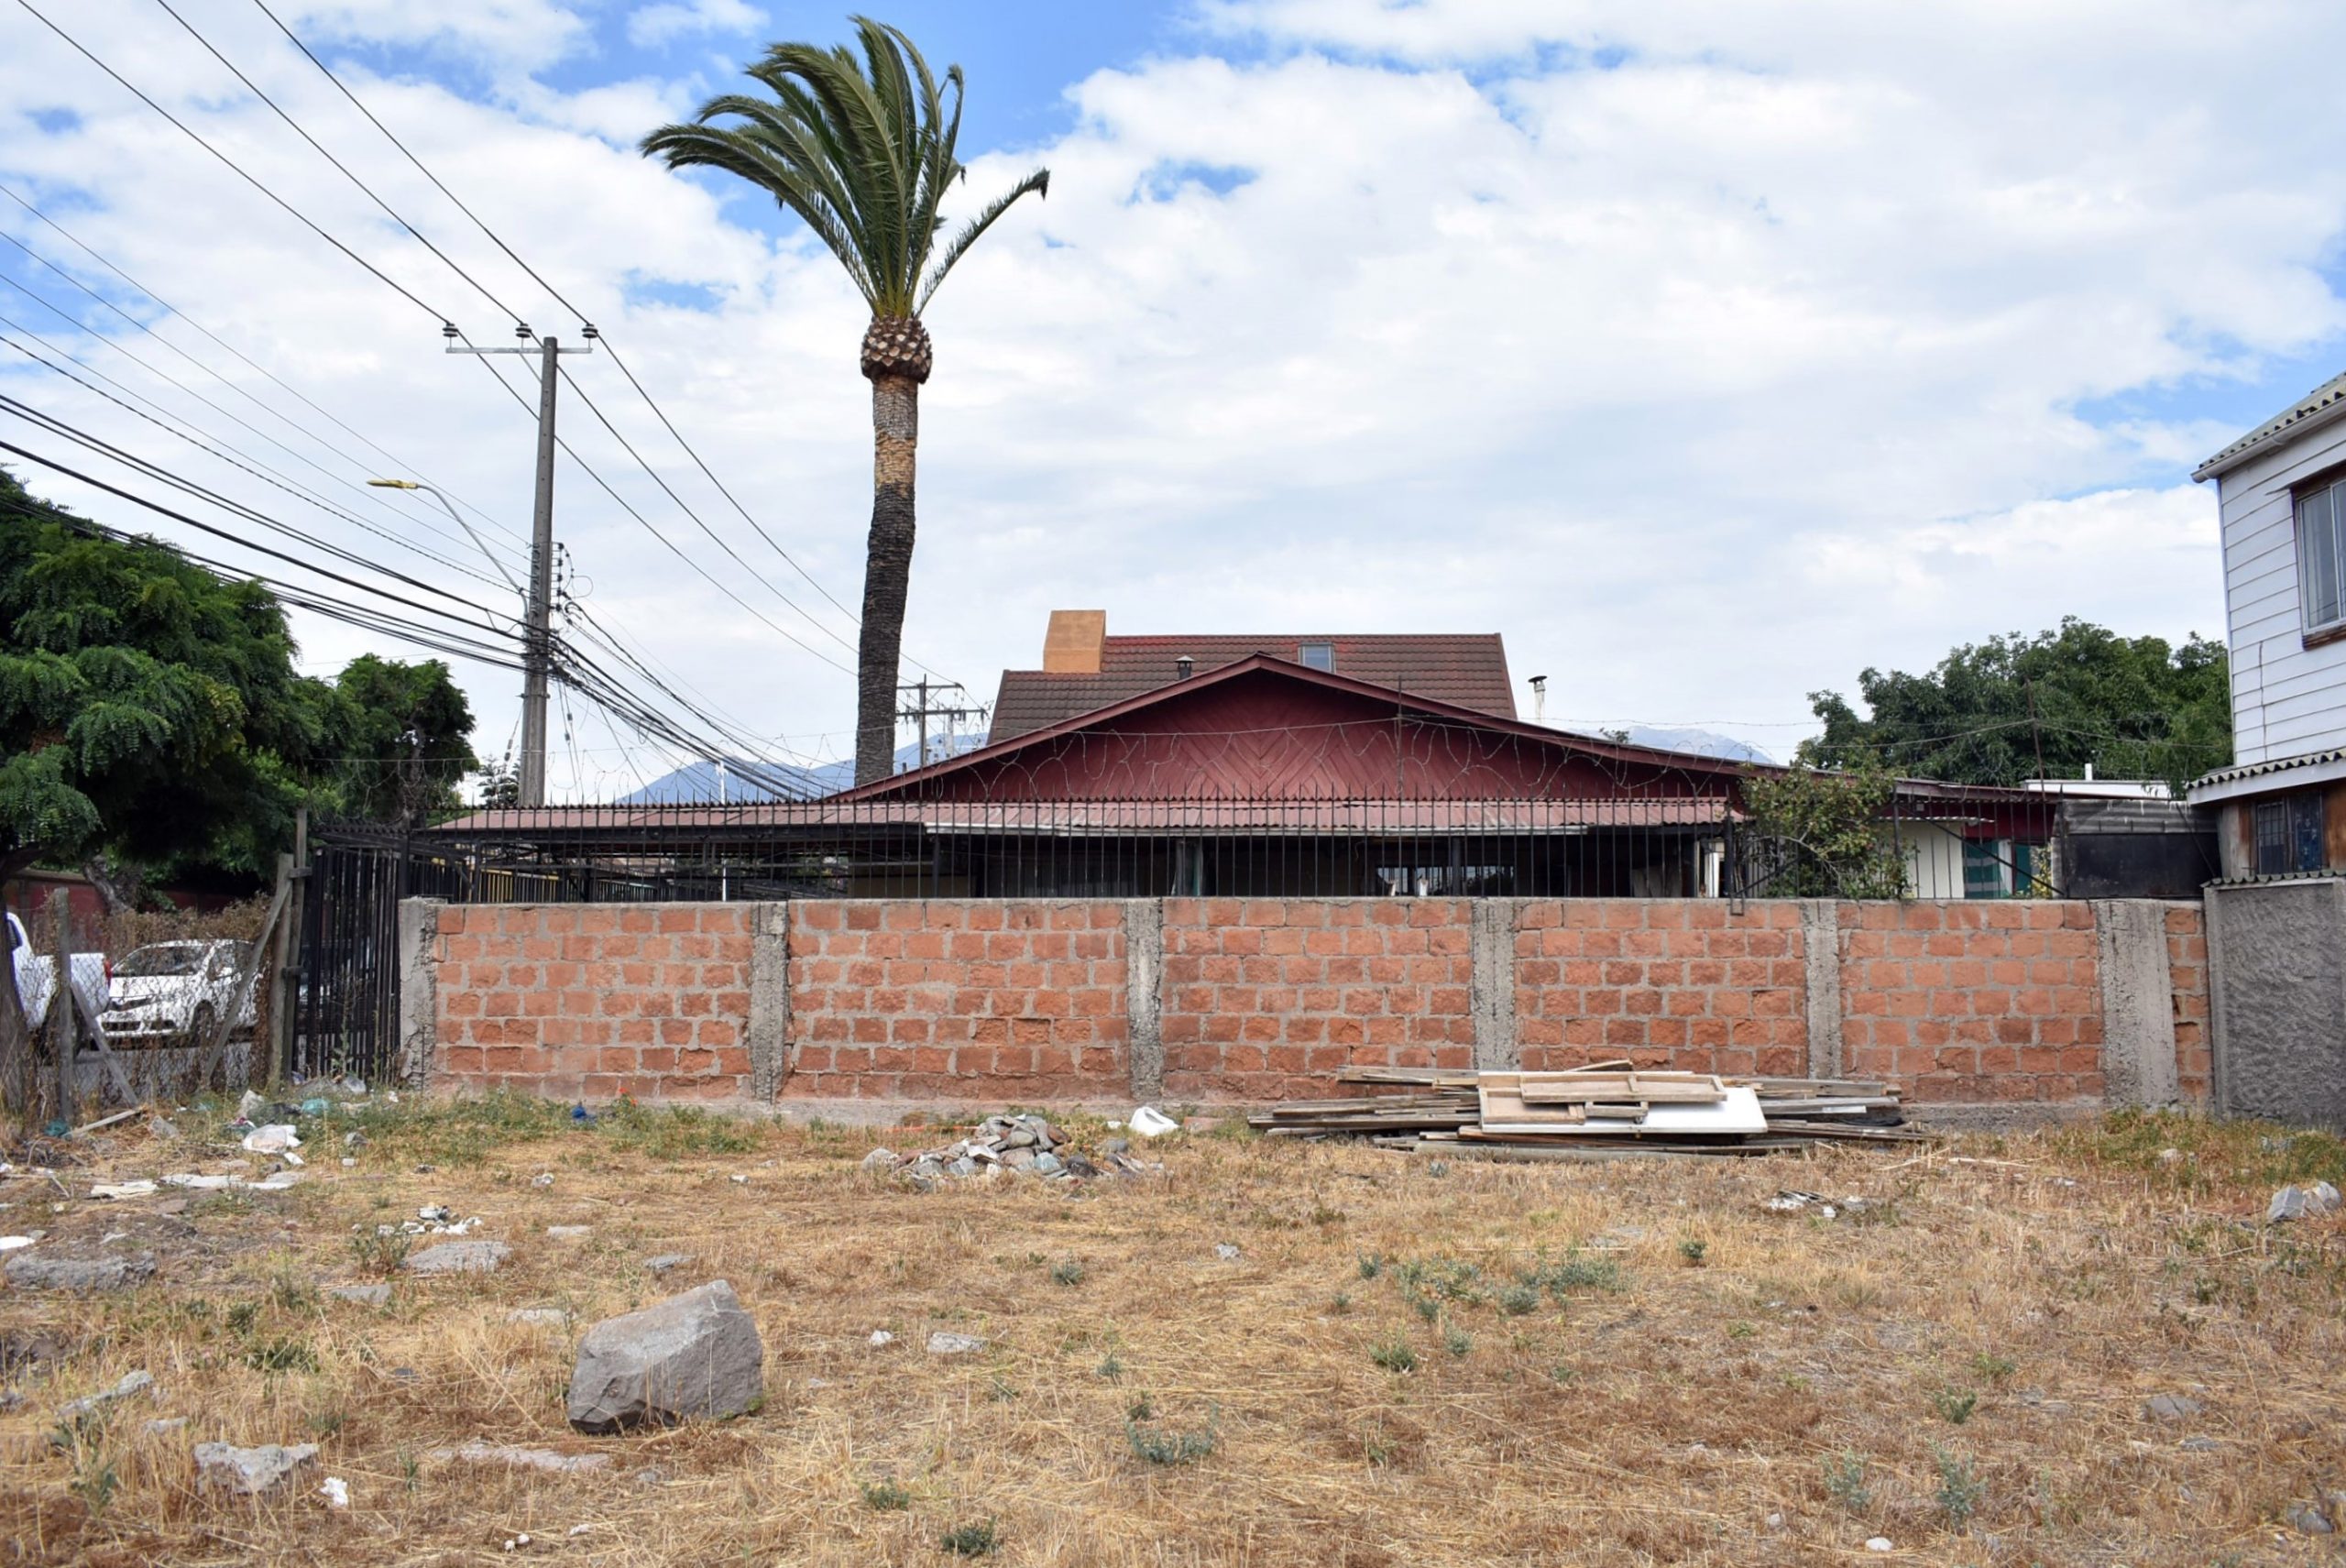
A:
[1479,1084,1769,1136]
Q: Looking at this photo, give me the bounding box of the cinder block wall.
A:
[411,896,2207,1113]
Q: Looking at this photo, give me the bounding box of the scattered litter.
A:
[1129,1105,1179,1138]
[0,1237,32,1252]
[195,1441,319,1496]
[299,1098,330,1118]
[418,1204,454,1223]
[2144,1394,2205,1422]
[507,1308,572,1329]
[568,1525,592,1538]
[281,1150,305,1168]
[88,1181,159,1201]
[1214,1244,1242,1260]
[320,1476,350,1509]
[504,1533,532,1551]
[241,1124,301,1155]
[870,1330,895,1346]
[1764,1190,1823,1213]
[236,1090,267,1121]
[144,1417,187,1435]
[926,1332,986,1355]
[868,1113,1135,1190]
[532,1172,554,1188]
[341,1158,356,1168]
[570,1104,597,1124]
[1865,1539,1893,1553]
[729,1174,748,1185]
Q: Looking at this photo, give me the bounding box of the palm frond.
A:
[643,18,1047,324]
[918,169,1049,313]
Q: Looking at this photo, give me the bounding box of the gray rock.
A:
[1003,1128,1037,1149]
[507,1307,572,1329]
[2286,1501,2335,1536]
[1063,1155,1101,1179]
[432,1440,611,1475]
[947,1157,980,1179]
[1000,1146,1036,1169]
[2143,1394,2204,1422]
[2180,1436,2222,1452]
[194,1441,319,1496]
[143,1418,187,1436]
[327,1283,390,1307]
[926,1332,986,1355]
[861,1147,899,1171]
[403,1240,509,1276]
[1102,1138,1129,1157]
[58,1370,154,1421]
[547,1225,592,1241]
[643,1253,693,1277]
[2313,1180,2344,1214]
[5,1251,155,1293]
[566,1280,763,1433]
[2270,1186,2312,1223]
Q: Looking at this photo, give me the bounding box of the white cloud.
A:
[624,0,763,50]
[2,1,2337,791]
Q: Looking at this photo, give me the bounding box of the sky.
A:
[4,0,2343,798]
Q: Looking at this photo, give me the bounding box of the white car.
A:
[6,911,109,1038]
[101,939,258,1046]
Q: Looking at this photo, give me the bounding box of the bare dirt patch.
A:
[0,1102,2341,1565]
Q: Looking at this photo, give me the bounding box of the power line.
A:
[0,176,524,547]
[12,0,451,325]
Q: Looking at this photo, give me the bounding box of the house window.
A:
[1299,641,1334,672]
[2297,477,2346,633]
[1962,839,2009,898]
[2253,792,2328,875]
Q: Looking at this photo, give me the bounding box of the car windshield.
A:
[115,947,205,977]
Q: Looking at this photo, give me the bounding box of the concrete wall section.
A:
[2092,900,2180,1108]
[2208,879,2346,1128]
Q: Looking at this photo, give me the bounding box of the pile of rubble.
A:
[861,1112,1156,1190]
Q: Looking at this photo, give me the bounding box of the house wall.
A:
[413,896,2207,1117]
[2215,412,2346,766]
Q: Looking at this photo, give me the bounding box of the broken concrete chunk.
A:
[507,1307,572,1329]
[432,1440,611,1475]
[2143,1394,2205,1422]
[565,1280,763,1434]
[193,1441,319,1495]
[926,1332,986,1356]
[403,1241,510,1276]
[58,1370,154,1421]
[5,1251,155,1292]
[327,1283,391,1307]
[643,1253,693,1277]
[861,1147,899,1172]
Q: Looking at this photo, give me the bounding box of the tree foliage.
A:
[1,469,478,893]
[1741,759,1911,900]
[1798,618,2230,793]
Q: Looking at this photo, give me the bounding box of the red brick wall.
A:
[785,900,1127,1101]
[433,903,752,1101]
[2167,905,2210,1102]
[1837,902,2103,1103]
[1514,900,1807,1076]
[1157,898,1475,1101]
[426,896,2207,1111]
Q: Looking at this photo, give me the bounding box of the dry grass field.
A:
[1,1097,2343,1566]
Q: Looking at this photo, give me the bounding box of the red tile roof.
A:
[991,633,1515,740]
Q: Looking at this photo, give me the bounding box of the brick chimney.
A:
[1041,609,1106,674]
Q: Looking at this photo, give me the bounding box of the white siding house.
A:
[2190,373,2346,876]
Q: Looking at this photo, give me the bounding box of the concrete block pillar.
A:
[1124,899,1165,1102]
[1469,900,1519,1071]
[1798,901,1843,1080]
[2092,899,2179,1109]
[395,897,442,1088]
[748,902,791,1100]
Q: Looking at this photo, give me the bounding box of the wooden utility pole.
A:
[46,888,74,1127]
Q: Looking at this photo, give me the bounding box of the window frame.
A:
[2253,791,2328,876]
[2296,472,2346,641]
[1298,641,1335,673]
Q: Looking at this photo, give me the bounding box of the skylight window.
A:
[1299,641,1334,672]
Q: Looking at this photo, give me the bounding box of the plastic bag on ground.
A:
[241,1124,301,1155]
[1128,1106,1179,1138]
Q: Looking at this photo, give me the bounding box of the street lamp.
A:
[367,478,522,595]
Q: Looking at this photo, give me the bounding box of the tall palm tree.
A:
[641,17,1048,786]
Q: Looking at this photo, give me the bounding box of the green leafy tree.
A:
[642,16,1050,787]
[320,654,478,828]
[1800,619,2230,793]
[0,468,327,892]
[1741,759,1911,899]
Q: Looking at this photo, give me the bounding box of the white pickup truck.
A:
[5,910,109,1039]
[100,939,258,1045]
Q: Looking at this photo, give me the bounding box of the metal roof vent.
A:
[1175,653,1195,680]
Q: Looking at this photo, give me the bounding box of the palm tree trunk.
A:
[854,370,919,786]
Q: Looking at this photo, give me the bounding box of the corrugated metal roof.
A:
[991,633,1515,740]
[2189,748,2345,791]
[2193,368,2346,481]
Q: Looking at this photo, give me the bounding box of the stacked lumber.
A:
[1247,1059,1918,1158]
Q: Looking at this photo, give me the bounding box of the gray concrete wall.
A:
[1124,899,1165,1102]
[2092,900,2181,1109]
[1469,900,1519,1072]
[747,902,790,1100]
[2208,879,2346,1129]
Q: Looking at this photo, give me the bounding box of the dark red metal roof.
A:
[992,632,1514,740]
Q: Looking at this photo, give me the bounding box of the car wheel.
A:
[188,1003,216,1048]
